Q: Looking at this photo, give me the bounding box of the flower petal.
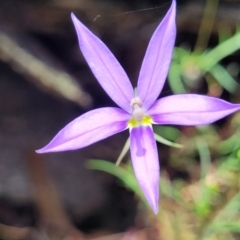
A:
[137,0,176,110]
[148,94,240,125]
[36,107,129,153]
[130,125,159,214]
[71,13,134,113]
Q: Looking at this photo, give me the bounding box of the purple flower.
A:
[37,0,240,214]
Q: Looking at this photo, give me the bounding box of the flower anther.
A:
[130,97,145,121]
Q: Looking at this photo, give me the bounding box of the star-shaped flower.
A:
[37,0,240,214]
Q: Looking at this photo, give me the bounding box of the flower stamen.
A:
[130,97,145,121]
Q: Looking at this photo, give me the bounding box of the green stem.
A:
[194,0,219,54]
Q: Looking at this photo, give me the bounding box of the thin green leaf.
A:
[209,64,239,93]
[154,132,183,148]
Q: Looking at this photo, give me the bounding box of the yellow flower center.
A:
[128,97,152,128]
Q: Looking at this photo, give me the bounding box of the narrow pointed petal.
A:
[137,0,176,110]
[130,126,159,213]
[36,108,129,153]
[71,14,134,113]
[148,94,240,125]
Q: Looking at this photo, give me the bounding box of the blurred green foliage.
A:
[88,119,240,239]
[168,32,240,94]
